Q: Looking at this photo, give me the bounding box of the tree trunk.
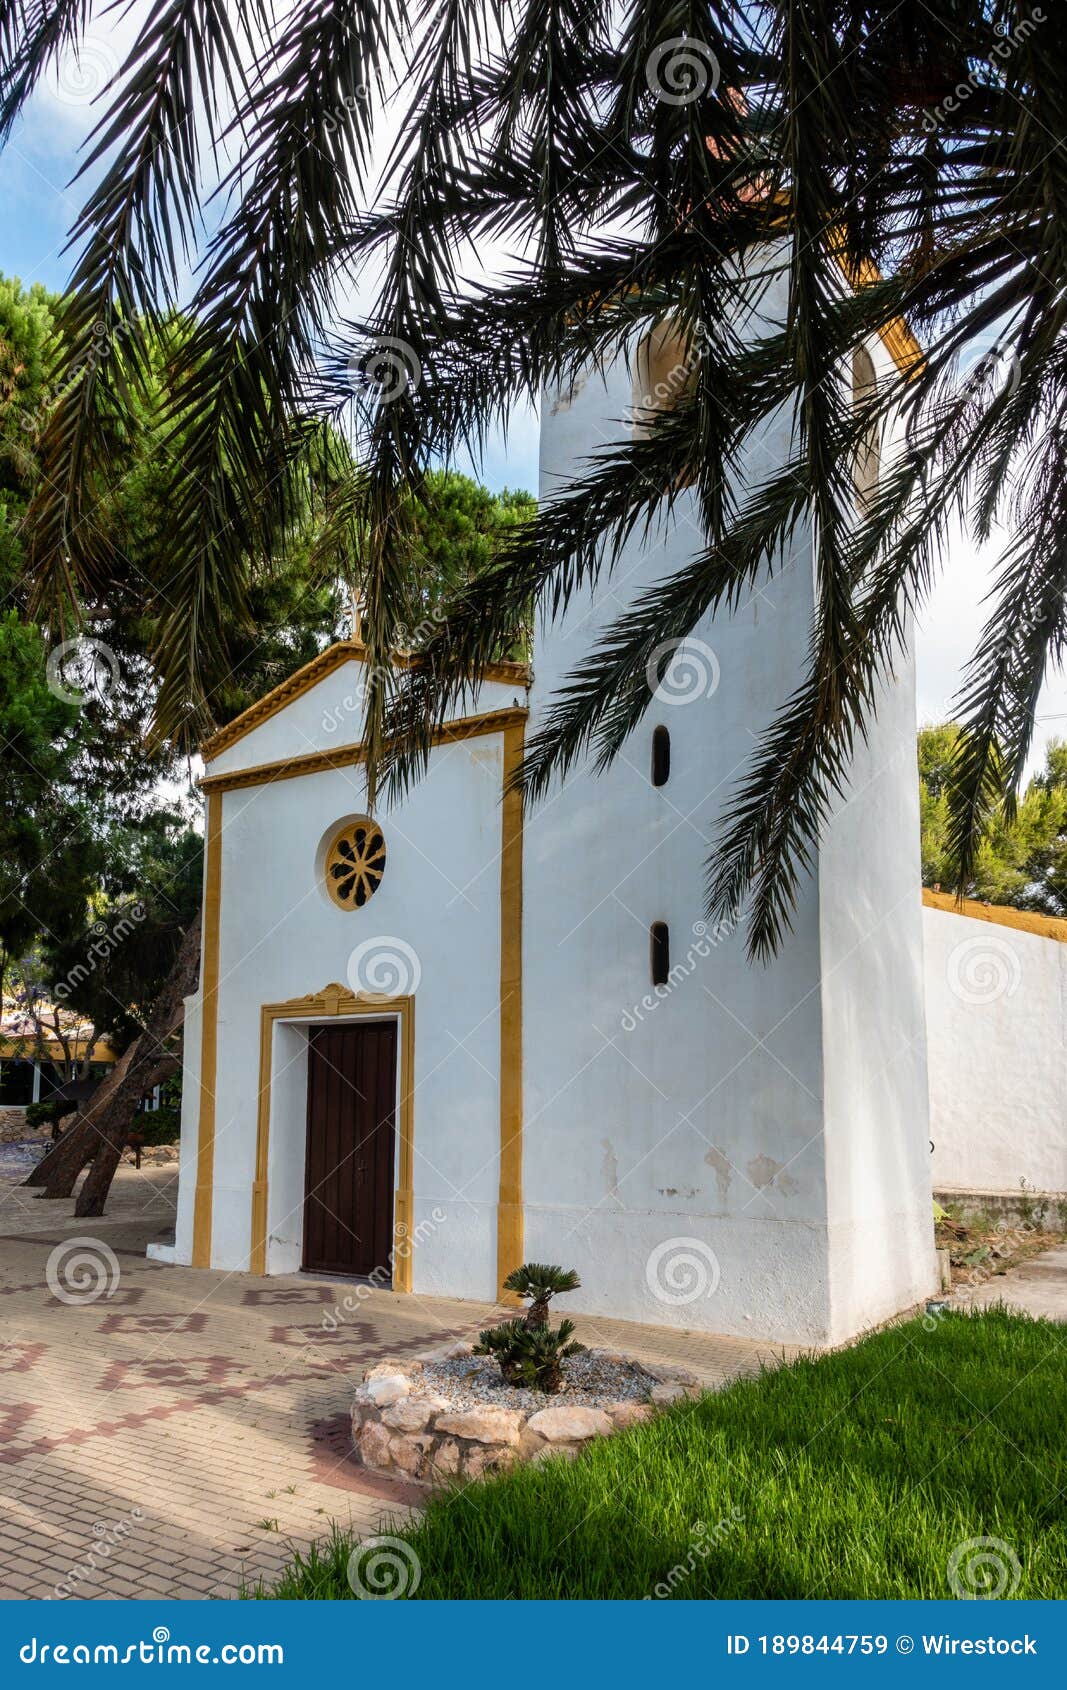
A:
[28,1047,182,1200]
[26,1046,134,1192]
[25,912,201,1212]
[73,1050,180,1216]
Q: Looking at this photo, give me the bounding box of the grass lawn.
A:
[257,1308,1067,1599]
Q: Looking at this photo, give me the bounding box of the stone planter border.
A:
[351,1349,702,1484]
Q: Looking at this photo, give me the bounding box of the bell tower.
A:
[517,311,936,1345]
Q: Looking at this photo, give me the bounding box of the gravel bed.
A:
[0,1138,47,1179]
[413,1350,657,1413]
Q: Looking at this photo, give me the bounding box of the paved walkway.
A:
[960,1243,1067,1323]
[0,1163,791,1601]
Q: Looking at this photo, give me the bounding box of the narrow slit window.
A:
[651,725,671,787]
[852,344,880,508]
[651,922,670,987]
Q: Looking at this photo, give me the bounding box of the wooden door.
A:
[302,1021,398,1278]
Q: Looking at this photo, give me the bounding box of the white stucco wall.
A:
[172,282,935,1347]
[518,292,933,1346]
[172,666,514,1301]
[818,658,936,1341]
[816,335,936,1340]
[924,905,1067,1198]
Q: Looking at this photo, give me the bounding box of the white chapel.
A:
[161,290,938,1347]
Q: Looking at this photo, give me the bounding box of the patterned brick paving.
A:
[0,1163,790,1600]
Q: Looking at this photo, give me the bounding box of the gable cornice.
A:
[200,639,531,763]
[199,705,529,796]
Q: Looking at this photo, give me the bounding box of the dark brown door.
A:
[302,1021,397,1278]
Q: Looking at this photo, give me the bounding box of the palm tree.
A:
[3,1,1061,955]
[503,1262,582,1328]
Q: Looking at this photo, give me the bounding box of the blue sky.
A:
[4,69,1066,770]
[0,135,83,291]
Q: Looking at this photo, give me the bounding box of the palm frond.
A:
[9,0,1067,946]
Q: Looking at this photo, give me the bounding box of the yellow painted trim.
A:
[496,720,525,1302]
[574,219,923,382]
[200,640,530,763]
[922,887,1067,946]
[250,984,415,1290]
[0,1038,118,1063]
[323,816,386,911]
[200,707,529,797]
[837,255,924,379]
[191,790,223,1268]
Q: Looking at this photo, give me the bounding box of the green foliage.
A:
[129,1106,181,1146]
[0,274,59,589]
[400,472,535,655]
[476,1263,584,1390]
[43,817,205,1048]
[0,611,98,985]
[503,1262,581,1328]
[473,1317,584,1394]
[25,1099,69,1132]
[7,6,1064,952]
[919,725,1067,913]
[0,275,192,1019]
[4,268,536,745]
[258,1309,1067,1600]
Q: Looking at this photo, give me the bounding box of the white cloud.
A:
[915,516,1067,777]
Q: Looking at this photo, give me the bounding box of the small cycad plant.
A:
[503,1263,581,1328]
[474,1318,584,1394]
[474,1262,584,1393]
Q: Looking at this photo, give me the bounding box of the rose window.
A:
[324,821,386,909]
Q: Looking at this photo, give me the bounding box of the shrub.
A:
[129,1106,181,1146]
[473,1317,584,1394]
[474,1261,585,1392]
[25,1098,74,1132]
[502,1262,581,1329]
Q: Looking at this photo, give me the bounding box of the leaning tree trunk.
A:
[25,913,201,1212]
[25,1019,169,1194]
[72,1057,179,1216]
[26,1048,180,1198]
